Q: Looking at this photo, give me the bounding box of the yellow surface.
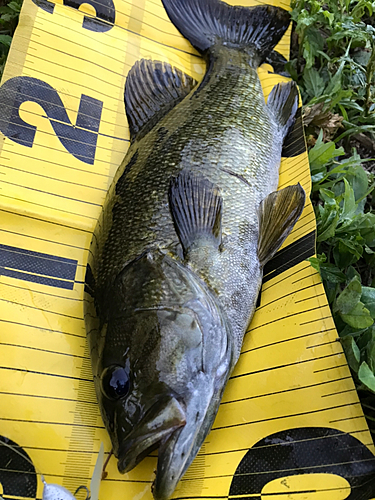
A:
[0,0,374,498]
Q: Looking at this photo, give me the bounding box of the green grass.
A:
[0,0,21,77]
[1,0,375,433]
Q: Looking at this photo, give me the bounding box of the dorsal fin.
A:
[124,59,197,140]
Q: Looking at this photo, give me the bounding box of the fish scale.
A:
[97,49,276,302]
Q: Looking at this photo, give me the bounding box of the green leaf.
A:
[320,188,336,201]
[340,178,357,221]
[6,1,21,12]
[341,301,374,329]
[325,58,346,96]
[358,361,375,393]
[352,48,371,66]
[316,197,340,242]
[301,26,325,69]
[361,287,375,318]
[0,34,11,48]
[307,254,325,273]
[341,335,361,372]
[308,138,345,171]
[325,88,353,112]
[323,278,340,305]
[349,165,370,208]
[0,13,12,23]
[347,266,361,282]
[336,214,375,249]
[333,238,363,268]
[319,263,347,284]
[367,333,375,372]
[336,277,362,314]
[303,67,325,98]
[322,10,334,24]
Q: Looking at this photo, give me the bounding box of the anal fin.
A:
[258,184,305,268]
[169,171,222,258]
[125,60,197,140]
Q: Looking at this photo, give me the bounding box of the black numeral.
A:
[0,76,103,165]
[0,436,37,499]
[32,0,115,32]
[229,427,375,500]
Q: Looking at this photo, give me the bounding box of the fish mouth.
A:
[151,357,234,500]
[117,396,186,474]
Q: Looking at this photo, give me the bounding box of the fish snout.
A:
[117,395,186,474]
[152,370,229,500]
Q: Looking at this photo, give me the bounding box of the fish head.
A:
[94,251,233,497]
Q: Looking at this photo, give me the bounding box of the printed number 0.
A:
[229,427,375,500]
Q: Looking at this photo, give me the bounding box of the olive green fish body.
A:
[84,1,306,498]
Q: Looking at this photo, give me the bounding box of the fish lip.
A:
[117,428,180,474]
[151,433,182,500]
[117,396,186,474]
[117,436,160,473]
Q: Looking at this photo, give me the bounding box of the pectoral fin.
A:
[257,183,305,268]
[169,171,222,257]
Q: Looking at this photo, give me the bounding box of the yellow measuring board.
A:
[0,0,374,498]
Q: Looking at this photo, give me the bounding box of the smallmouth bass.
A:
[84,0,306,498]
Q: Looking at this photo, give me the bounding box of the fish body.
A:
[84,1,305,498]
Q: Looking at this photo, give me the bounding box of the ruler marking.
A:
[231,352,342,380]
[212,401,361,431]
[242,328,337,354]
[249,304,331,334]
[223,376,352,405]
[0,365,92,382]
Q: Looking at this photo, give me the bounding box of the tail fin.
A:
[161,0,290,65]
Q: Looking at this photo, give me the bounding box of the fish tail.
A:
[161,0,291,67]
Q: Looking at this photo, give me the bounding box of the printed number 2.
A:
[32,0,115,32]
[0,76,103,165]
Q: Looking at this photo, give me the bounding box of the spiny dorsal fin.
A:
[169,171,222,257]
[124,59,197,140]
[257,183,305,268]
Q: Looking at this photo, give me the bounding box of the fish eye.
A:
[101,366,130,400]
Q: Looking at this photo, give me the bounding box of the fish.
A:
[84,0,306,498]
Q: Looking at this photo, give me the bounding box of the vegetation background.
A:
[289,0,375,435]
[0,0,374,435]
